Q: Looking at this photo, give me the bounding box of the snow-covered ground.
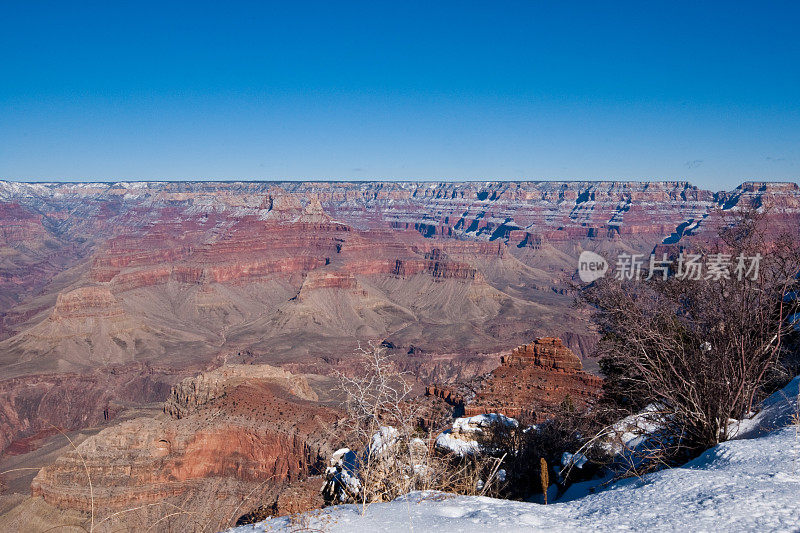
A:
[228,377,800,532]
[435,413,518,456]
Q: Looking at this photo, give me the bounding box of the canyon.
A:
[1,179,799,530]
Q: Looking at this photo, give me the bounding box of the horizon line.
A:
[2,178,799,189]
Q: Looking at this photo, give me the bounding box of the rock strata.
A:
[464,337,602,420]
[163,364,318,419]
[30,365,340,518]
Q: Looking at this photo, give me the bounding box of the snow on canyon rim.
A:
[227,376,800,533]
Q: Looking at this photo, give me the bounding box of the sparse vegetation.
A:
[330,343,611,509]
[584,210,800,469]
[329,343,512,513]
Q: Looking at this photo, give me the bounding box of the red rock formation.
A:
[163,364,318,419]
[30,365,340,513]
[500,337,584,371]
[464,337,602,420]
[50,287,125,320]
[425,385,465,408]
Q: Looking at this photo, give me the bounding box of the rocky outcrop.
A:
[163,364,318,419]
[29,419,313,511]
[30,366,340,514]
[50,287,125,321]
[390,250,478,280]
[425,385,465,409]
[464,338,602,420]
[500,337,584,371]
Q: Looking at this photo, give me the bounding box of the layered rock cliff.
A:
[1,179,798,529]
[464,337,603,420]
[1,179,796,377]
[29,364,340,527]
[163,364,318,419]
[0,366,176,456]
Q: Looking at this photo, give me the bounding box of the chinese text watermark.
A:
[578,251,761,283]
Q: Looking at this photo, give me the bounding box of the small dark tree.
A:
[584,210,800,462]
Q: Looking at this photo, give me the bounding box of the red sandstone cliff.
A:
[29,365,340,527]
[464,337,603,420]
[0,366,176,456]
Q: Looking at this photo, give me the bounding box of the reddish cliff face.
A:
[425,385,466,408]
[163,364,318,419]
[2,179,797,377]
[464,337,603,420]
[0,203,48,245]
[30,365,340,517]
[500,337,584,371]
[50,287,125,320]
[0,367,176,456]
[89,217,487,292]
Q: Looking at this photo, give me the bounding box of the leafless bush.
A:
[584,210,800,466]
[330,343,508,512]
[331,342,434,512]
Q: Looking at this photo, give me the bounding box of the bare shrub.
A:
[329,343,511,511]
[584,210,800,466]
[331,342,436,512]
[475,404,608,500]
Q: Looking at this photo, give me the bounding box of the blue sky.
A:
[1,1,798,189]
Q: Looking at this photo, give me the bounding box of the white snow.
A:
[227,378,800,532]
[434,430,482,456]
[370,426,399,455]
[435,413,518,456]
[325,448,361,497]
[560,452,588,470]
[609,403,663,443]
[454,413,519,431]
[730,376,799,439]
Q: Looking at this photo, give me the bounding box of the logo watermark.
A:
[578,251,609,283]
[577,251,762,283]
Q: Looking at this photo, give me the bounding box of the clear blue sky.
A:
[1,1,798,189]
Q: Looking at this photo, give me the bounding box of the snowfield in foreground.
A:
[229,377,800,532]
